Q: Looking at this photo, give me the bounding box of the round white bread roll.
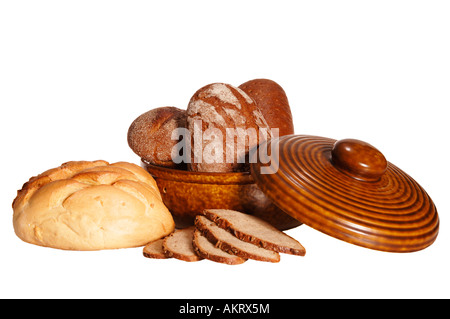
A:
[12,160,175,250]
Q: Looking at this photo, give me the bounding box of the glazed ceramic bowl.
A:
[141,159,301,230]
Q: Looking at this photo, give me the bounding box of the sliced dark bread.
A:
[162,227,203,262]
[143,238,169,259]
[202,209,306,256]
[195,215,280,262]
[192,229,246,265]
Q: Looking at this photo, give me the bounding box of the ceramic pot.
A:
[141,160,301,230]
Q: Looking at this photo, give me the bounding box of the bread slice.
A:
[143,238,168,259]
[192,229,246,265]
[202,209,306,256]
[195,215,280,262]
[162,227,202,262]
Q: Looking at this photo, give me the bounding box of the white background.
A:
[1,1,449,299]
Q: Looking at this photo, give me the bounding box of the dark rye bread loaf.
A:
[202,209,306,256]
[186,83,271,172]
[128,106,187,168]
[195,215,280,262]
[162,227,202,262]
[192,229,246,265]
[239,79,294,137]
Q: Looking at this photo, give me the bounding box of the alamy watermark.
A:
[170,120,280,174]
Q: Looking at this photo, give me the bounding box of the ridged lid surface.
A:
[251,135,439,252]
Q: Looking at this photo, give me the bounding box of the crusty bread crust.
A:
[239,78,294,137]
[128,106,186,168]
[186,83,271,172]
[13,160,175,250]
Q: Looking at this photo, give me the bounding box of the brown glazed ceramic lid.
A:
[250,135,439,252]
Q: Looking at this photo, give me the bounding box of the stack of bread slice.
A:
[143,209,305,265]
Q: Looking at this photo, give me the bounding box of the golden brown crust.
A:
[12,160,175,250]
[239,78,294,137]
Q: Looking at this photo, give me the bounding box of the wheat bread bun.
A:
[12,160,175,250]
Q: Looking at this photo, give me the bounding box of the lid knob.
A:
[331,139,387,182]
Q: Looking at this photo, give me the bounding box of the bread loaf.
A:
[128,106,187,168]
[12,160,175,250]
[186,83,271,172]
[239,79,294,136]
